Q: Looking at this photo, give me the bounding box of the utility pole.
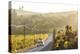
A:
[53,28,56,48]
[19,5,25,48]
[23,23,26,48]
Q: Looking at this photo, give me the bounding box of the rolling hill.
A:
[10,9,78,34]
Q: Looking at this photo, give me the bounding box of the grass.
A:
[10,34,48,52]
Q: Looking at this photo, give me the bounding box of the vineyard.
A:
[11,34,48,52]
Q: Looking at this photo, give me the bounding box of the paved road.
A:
[17,33,53,53]
[28,33,53,52]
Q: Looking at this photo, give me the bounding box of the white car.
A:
[36,38,44,47]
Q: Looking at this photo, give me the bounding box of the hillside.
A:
[10,9,78,34]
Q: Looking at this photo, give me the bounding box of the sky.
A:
[11,1,78,13]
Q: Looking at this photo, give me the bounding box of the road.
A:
[28,33,53,52]
[17,33,53,53]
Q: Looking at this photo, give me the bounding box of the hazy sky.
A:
[12,1,78,13]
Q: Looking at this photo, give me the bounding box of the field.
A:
[10,34,48,52]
